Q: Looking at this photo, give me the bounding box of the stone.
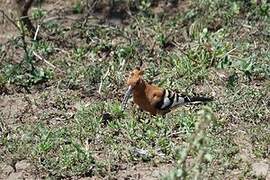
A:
[7,172,23,180]
[252,162,269,178]
[152,170,161,177]
[15,160,30,171]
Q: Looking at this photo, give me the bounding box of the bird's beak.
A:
[121,86,133,110]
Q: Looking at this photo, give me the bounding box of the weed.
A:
[73,1,84,14]
[33,41,55,57]
[163,107,215,179]
[2,61,52,87]
[32,8,46,20]
[73,47,86,61]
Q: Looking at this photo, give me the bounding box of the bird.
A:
[121,67,213,115]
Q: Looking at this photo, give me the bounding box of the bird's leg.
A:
[136,108,145,123]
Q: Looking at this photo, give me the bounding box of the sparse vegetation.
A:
[0,0,269,179]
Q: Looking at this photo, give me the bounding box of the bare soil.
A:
[0,0,269,179]
[0,1,179,179]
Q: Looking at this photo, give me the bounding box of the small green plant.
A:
[84,64,102,86]
[33,124,95,176]
[131,0,154,17]
[257,2,270,17]
[43,21,61,35]
[3,59,53,87]
[33,41,55,57]
[73,47,86,61]
[156,33,167,48]
[32,8,46,20]
[163,107,215,179]
[73,1,84,14]
[139,0,152,12]
[227,73,238,89]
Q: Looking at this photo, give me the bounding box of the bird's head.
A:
[122,67,144,109]
[127,67,144,89]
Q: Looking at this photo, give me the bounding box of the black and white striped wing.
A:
[155,90,185,110]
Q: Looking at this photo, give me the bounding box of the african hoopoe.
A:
[122,67,213,115]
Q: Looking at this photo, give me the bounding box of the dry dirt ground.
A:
[0,93,173,177]
[0,0,269,179]
[0,1,177,179]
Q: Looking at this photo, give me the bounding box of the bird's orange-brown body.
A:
[122,67,212,115]
[131,79,167,115]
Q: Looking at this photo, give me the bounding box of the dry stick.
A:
[18,20,31,66]
[220,47,237,58]
[0,9,29,62]
[33,51,64,73]
[33,24,40,41]
[0,9,42,42]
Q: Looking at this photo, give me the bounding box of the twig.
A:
[33,51,63,73]
[15,0,36,38]
[225,47,237,57]
[33,51,55,68]
[34,24,40,41]
[18,20,32,71]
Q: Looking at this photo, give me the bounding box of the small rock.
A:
[15,160,30,171]
[252,162,269,178]
[7,172,23,180]
[152,170,161,177]
[132,148,148,157]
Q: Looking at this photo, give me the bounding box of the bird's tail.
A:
[183,96,213,103]
[170,94,213,109]
[157,90,213,110]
